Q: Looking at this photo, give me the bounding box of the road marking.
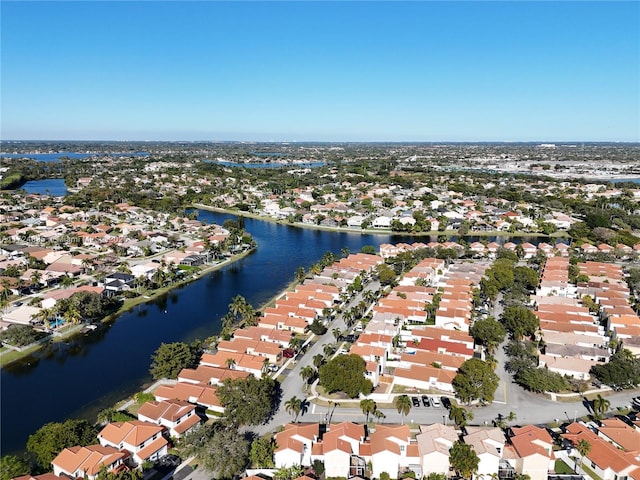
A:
[493,400,506,404]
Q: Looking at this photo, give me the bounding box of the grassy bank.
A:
[0,249,255,369]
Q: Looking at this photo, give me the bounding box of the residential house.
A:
[51,445,127,480]
[504,425,554,480]
[137,399,202,438]
[415,423,458,478]
[97,421,168,465]
[274,423,319,468]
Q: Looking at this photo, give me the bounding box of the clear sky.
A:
[1,1,638,142]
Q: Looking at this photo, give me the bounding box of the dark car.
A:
[411,396,420,407]
[421,395,431,407]
[283,348,295,358]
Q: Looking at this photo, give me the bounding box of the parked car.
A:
[431,396,441,407]
[421,395,431,407]
[412,396,421,407]
[283,348,295,358]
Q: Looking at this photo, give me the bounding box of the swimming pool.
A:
[49,318,66,328]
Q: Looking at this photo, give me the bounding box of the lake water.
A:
[21,178,68,196]
[0,210,550,454]
[0,152,149,162]
[0,211,412,454]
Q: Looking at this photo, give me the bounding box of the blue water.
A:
[21,178,68,196]
[0,152,149,162]
[610,178,640,184]
[0,211,551,454]
[50,318,66,328]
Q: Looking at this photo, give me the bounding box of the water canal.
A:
[0,209,550,453]
[0,210,416,454]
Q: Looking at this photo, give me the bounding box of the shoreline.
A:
[194,203,568,239]
[0,248,255,369]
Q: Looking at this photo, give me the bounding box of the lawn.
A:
[554,460,574,474]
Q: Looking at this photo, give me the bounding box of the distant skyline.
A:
[1,1,638,142]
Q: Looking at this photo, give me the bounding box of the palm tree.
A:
[323,343,336,357]
[225,357,236,369]
[30,270,42,288]
[373,409,386,424]
[449,405,474,428]
[285,396,303,422]
[60,275,74,288]
[360,398,377,424]
[395,395,412,424]
[64,305,82,324]
[592,394,610,421]
[299,366,316,390]
[332,328,342,342]
[576,439,591,472]
[312,354,325,369]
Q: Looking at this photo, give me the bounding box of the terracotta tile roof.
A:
[598,418,640,453]
[563,422,640,474]
[510,425,552,459]
[98,421,165,448]
[135,436,168,461]
[52,444,126,477]
[138,399,195,423]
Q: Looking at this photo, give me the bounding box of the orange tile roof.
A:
[99,421,165,447]
[53,445,126,477]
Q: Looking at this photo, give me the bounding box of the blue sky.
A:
[1,1,638,142]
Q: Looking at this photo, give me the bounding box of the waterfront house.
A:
[97,421,168,465]
[137,399,202,438]
[52,445,127,480]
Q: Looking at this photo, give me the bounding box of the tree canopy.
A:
[452,358,499,405]
[180,423,249,479]
[149,341,202,380]
[27,419,97,470]
[318,354,373,398]
[501,306,539,339]
[469,317,506,353]
[449,441,479,479]
[590,348,640,390]
[217,375,280,426]
[0,455,30,480]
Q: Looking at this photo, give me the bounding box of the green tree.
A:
[360,398,377,424]
[361,245,376,255]
[501,306,539,339]
[449,441,479,480]
[300,366,316,390]
[285,396,303,422]
[448,405,474,428]
[149,341,202,380]
[394,395,412,424]
[318,354,373,398]
[249,437,275,467]
[453,358,499,405]
[195,425,250,479]
[295,266,306,283]
[590,348,640,390]
[95,466,143,480]
[0,455,29,480]
[591,394,611,421]
[576,439,591,471]
[469,317,506,353]
[217,375,280,426]
[375,263,397,286]
[514,367,568,393]
[0,324,48,347]
[27,419,97,469]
